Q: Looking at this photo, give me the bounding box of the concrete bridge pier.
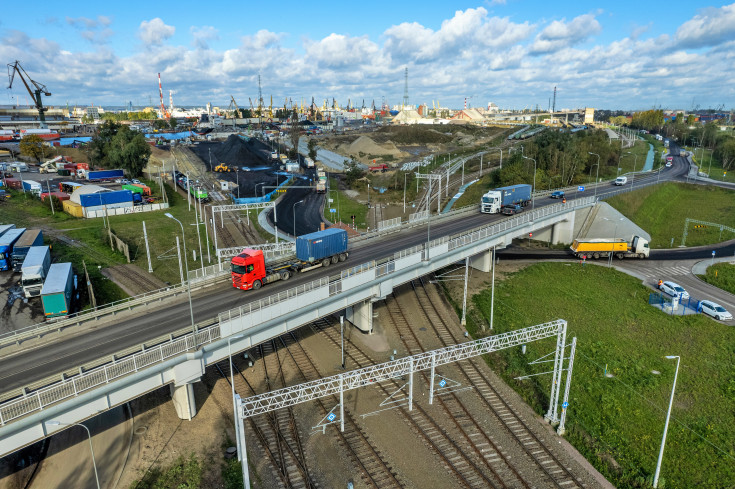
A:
[345,300,373,334]
[551,212,575,244]
[170,383,197,420]
[469,248,493,273]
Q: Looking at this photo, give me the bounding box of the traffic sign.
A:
[562,401,569,409]
[578,186,585,192]
[439,379,446,388]
[330,208,336,213]
[327,413,336,422]
[712,250,716,257]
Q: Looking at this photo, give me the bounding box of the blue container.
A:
[495,184,532,206]
[79,190,133,207]
[295,228,348,263]
[11,229,44,272]
[0,228,27,271]
[87,169,124,181]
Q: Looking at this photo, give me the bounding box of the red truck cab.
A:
[231,249,266,290]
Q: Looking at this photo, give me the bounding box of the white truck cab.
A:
[481,190,502,214]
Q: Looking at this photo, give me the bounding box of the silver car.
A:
[699,300,733,321]
[659,281,689,300]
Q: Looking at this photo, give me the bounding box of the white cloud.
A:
[190,25,219,49]
[675,4,735,48]
[138,18,175,45]
[530,13,601,54]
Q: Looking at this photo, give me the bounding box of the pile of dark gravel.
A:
[193,135,275,169]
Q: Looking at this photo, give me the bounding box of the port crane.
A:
[7,60,51,129]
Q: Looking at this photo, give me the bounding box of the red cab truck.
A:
[231,228,348,290]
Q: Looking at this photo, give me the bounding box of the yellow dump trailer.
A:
[570,236,650,259]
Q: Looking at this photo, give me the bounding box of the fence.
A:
[85,203,169,218]
[377,217,401,232]
[233,176,293,204]
[648,292,699,316]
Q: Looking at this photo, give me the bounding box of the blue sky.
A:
[2,2,735,110]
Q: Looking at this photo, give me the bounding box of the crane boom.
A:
[7,60,51,129]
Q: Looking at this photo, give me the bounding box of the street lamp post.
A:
[653,355,680,488]
[47,421,100,489]
[255,182,265,197]
[293,200,304,237]
[165,213,196,340]
[228,334,245,463]
[588,152,600,201]
[626,152,638,189]
[522,155,537,209]
[403,172,408,213]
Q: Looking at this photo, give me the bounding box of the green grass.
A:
[607,182,735,248]
[327,177,368,229]
[468,262,735,489]
[686,147,735,183]
[129,454,202,489]
[698,263,735,295]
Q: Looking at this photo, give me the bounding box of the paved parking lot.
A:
[0,271,45,335]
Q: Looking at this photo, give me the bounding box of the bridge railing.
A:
[0,195,597,427]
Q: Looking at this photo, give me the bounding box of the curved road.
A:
[0,144,730,395]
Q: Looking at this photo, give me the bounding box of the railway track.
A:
[110,265,163,292]
[310,319,503,489]
[278,331,403,489]
[405,277,588,489]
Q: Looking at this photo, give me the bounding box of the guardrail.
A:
[0,194,597,426]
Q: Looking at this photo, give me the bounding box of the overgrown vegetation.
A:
[129,454,202,489]
[606,182,735,248]
[19,134,45,162]
[468,262,735,488]
[87,120,152,177]
[698,263,735,295]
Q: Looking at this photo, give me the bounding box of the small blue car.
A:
[550,191,565,199]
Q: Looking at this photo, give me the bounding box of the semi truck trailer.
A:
[570,236,650,259]
[0,228,27,271]
[480,184,532,214]
[11,229,43,272]
[41,262,74,318]
[231,228,348,290]
[21,245,51,297]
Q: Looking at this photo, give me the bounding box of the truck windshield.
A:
[231,264,253,274]
[0,252,5,260]
[481,196,494,204]
[22,277,43,286]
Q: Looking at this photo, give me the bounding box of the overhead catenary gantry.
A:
[7,60,51,129]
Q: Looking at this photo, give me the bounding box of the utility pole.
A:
[143,221,153,273]
[82,260,97,309]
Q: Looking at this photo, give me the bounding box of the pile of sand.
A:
[340,136,405,158]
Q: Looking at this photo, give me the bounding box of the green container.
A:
[122,184,144,195]
[58,169,71,176]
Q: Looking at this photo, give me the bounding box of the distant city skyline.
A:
[2,2,734,110]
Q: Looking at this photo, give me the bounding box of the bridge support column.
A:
[551,213,575,245]
[170,383,197,420]
[469,249,493,273]
[346,300,373,334]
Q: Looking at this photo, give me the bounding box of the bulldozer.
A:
[214,163,234,172]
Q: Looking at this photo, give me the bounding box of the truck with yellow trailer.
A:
[570,236,650,260]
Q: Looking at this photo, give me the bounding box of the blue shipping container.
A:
[0,228,27,271]
[295,228,348,263]
[79,190,133,207]
[87,169,125,181]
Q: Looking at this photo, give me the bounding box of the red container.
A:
[4,178,22,189]
[64,163,76,171]
[76,162,89,170]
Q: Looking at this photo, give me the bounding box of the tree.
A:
[86,120,151,177]
[19,135,45,162]
[290,125,300,156]
[307,138,318,162]
[169,118,178,130]
[344,160,365,185]
[715,138,735,170]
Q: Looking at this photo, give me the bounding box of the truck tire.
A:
[617,253,624,259]
[338,253,347,262]
[638,253,645,259]
[593,252,600,259]
[331,255,339,264]
[252,280,262,290]
[322,258,331,267]
[281,270,291,281]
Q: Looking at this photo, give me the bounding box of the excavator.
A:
[7,60,51,129]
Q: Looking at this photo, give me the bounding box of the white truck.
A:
[480,184,532,214]
[22,245,51,298]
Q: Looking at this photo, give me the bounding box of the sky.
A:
[2,1,735,111]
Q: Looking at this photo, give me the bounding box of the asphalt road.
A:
[270,168,327,237]
[0,143,731,395]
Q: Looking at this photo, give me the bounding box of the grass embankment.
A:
[698,262,735,295]
[465,262,735,488]
[607,182,735,248]
[686,146,735,183]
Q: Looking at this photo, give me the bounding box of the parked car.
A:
[659,281,689,300]
[501,204,523,215]
[132,179,142,185]
[550,191,565,199]
[699,300,733,321]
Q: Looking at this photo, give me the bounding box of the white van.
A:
[614,176,628,186]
